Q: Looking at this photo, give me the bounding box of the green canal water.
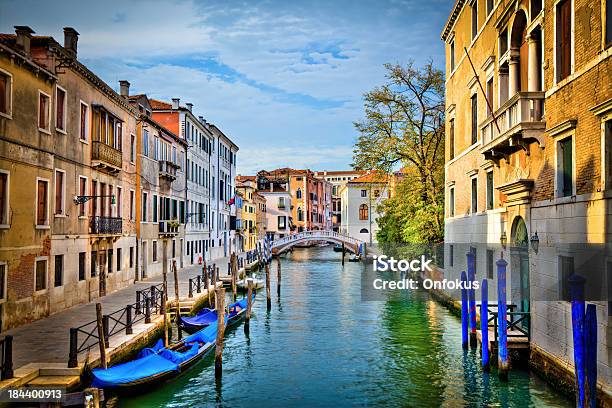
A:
[109,247,572,407]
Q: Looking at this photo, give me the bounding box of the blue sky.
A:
[0,0,449,174]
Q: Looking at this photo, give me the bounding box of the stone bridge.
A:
[271,230,364,255]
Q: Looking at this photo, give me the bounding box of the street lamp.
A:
[73,195,115,205]
[530,231,539,253]
[500,231,507,249]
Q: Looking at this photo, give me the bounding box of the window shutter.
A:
[37,181,46,224]
[0,174,6,224]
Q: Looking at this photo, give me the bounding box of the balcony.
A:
[159,161,179,181]
[159,221,179,236]
[480,92,546,162]
[90,216,122,235]
[92,142,122,174]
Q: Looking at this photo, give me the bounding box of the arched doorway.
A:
[511,216,530,318]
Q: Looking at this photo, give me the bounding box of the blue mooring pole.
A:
[496,257,508,381]
[585,303,597,408]
[467,251,477,348]
[481,279,489,371]
[461,270,469,350]
[569,273,586,407]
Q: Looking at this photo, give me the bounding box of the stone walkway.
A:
[2,253,242,370]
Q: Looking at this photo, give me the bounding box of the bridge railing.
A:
[271,230,362,249]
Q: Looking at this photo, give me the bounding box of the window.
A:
[129,247,134,268]
[605,119,612,190]
[450,40,455,71]
[55,170,65,215]
[35,258,47,291]
[152,241,158,262]
[0,171,8,226]
[359,228,369,233]
[78,176,87,216]
[486,78,493,116]
[116,186,122,218]
[36,179,49,226]
[449,186,455,217]
[91,251,97,277]
[172,240,176,258]
[0,70,12,116]
[0,263,6,301]
[80,102,88,141]
[359,204,368,220]
[557,136,573,197]
[373,190,380,198]
[142,192,148,222]
[78,252,86,281]
[278,216,286,229]
[130,190,135,221]
[487,0,494,15]
[130,134,136,162]
[556,0,572,82]
[360,189,367,197]
[471,94,478,145]
[153,136,159,160]
[297,207,303,221]
[54,255,63,287]
[486,171,494,210]
[487,249,494,279]
[143,129,149,157]
[107,249,113,274]
[559,255,575,301]
[278,197,286,209]
[153,195,158,223]
[607,0,612,47]
[55,86,67,132]
[471,177,478,214]
[471,0,478,40]
[38,91,50,131]
[449,118,455,159]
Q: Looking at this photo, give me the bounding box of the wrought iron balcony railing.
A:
[90,216,122,235]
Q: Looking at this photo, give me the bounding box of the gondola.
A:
[90,321,219,391]
[177,295,253,335]
[333,244,343,252]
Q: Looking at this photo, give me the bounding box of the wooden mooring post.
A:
[265,261,271,311]
[245,279,253,334]
[215,287,226,379]
[204,265,211,307]
[173,260,182,340]
[460,271,468,350]
[231,253,237,301]
[481,279,489,372]
[276,257,281,296]
[496,257,509,381]
[467,251,477,348]
[342,242,345,266]
[95,303,107,369]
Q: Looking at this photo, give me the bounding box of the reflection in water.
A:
[109,247,571,408]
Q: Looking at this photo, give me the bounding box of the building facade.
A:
[236,176,259,251]
[0,27,139,329]
[442,0,611,399]
[338,171,389,244]
[314,170,365,231]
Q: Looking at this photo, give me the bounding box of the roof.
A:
[314,170,366,176]
[149,99,173,110]
[440,0,466,41]
[236,175,256,183]
[347,171,389,184]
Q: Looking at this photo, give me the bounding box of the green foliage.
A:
[353,61,445,247]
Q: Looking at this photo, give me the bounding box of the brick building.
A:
[441,0,611,401]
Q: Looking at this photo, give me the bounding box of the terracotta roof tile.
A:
[348,170,389,184]
[149,99,172,110]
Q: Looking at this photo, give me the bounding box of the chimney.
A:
[172,98,180,110]
[198,115,204,123]
[186,103,193,112]
[14,26,34,57]
[119,80,130,97]
[63,27,79,57]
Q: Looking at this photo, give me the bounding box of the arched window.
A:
[359,204,368,220]
[296,188,302,199]
[297,207,303,221]
[359,228,369,233]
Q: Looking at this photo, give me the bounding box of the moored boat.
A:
[177,295,254,335]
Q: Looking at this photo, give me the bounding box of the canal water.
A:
[109,247,572,407]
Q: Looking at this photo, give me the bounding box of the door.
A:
[512,217,530,327]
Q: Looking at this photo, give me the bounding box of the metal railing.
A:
[92,141,122,169]
[0,336,13,380]
[271,230,363,249]
[68,283,165,368]
[480,91,545,145]
[480,304,530,344]
[90,216,122,234]
[159,221,179,235]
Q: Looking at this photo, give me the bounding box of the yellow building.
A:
[236,176,259,251]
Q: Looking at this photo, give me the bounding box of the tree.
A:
[353,61,445,245]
